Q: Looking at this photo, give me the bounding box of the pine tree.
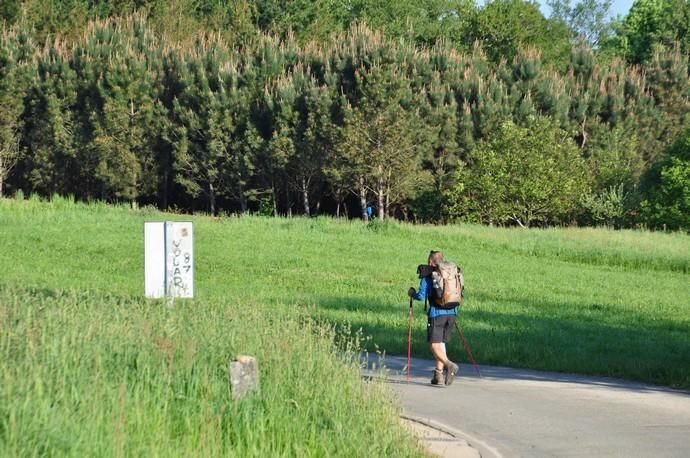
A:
[331,26,423,220]
[168,36,237,214]
[73,16,166,203]
[20,38,80,197]
[413,74,460,222]
[644,44,690,154]
[0,27,35,197]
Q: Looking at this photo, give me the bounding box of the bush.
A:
[638,128,690,231]
[578,185,626,227]
[445,117,589,227]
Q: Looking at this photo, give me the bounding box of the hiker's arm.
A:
[410,276,430,301]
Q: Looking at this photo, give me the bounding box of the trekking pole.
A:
[454,321,481,377]
[407,297,413,383]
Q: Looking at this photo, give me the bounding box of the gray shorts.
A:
[427,315,456,343]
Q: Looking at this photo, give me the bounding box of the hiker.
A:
[408,250,462,386]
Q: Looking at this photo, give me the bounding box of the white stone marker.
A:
[144,221,194,301]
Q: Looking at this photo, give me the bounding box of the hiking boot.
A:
[444,361,459,386]
[431,369,444,385]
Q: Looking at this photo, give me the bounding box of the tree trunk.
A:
[359,176,368,222]
[0,152,7,197]
[285,180,292,217]
[271,181,278,217]
[511,214,526,228]
[209,182,216,216]
[238,182,247,213]
[161,169,169,209]
[385,192,391,219]
[301,176,310,216]
[334,188,345,218]
[377,166,385,220]
[385,174,391,220]
[335,190,341,218]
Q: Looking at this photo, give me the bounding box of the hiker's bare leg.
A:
[430,342,448,371]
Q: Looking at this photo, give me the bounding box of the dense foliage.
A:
[638,127,690,230]
[1,1,689,229]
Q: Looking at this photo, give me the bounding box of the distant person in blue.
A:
[408,250,459,386]
[366,206,373,219]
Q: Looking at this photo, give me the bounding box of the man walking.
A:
[408,250,461,386]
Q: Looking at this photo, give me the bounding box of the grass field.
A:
[1,195,690,453]
[0,197,424,457]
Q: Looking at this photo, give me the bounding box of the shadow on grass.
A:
[314,292,690,390]
[4,282,687,390]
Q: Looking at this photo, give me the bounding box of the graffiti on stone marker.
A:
[166,223,194,297]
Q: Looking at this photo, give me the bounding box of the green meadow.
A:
[2,195,690,454]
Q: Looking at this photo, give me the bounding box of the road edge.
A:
[401,414,502,458]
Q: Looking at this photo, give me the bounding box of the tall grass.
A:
[0,284,421,456]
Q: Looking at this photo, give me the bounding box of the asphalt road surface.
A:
[363,355,690,458]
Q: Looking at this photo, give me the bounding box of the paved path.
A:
[363,355,690,458]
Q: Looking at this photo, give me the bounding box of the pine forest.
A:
[1,0,688,229]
